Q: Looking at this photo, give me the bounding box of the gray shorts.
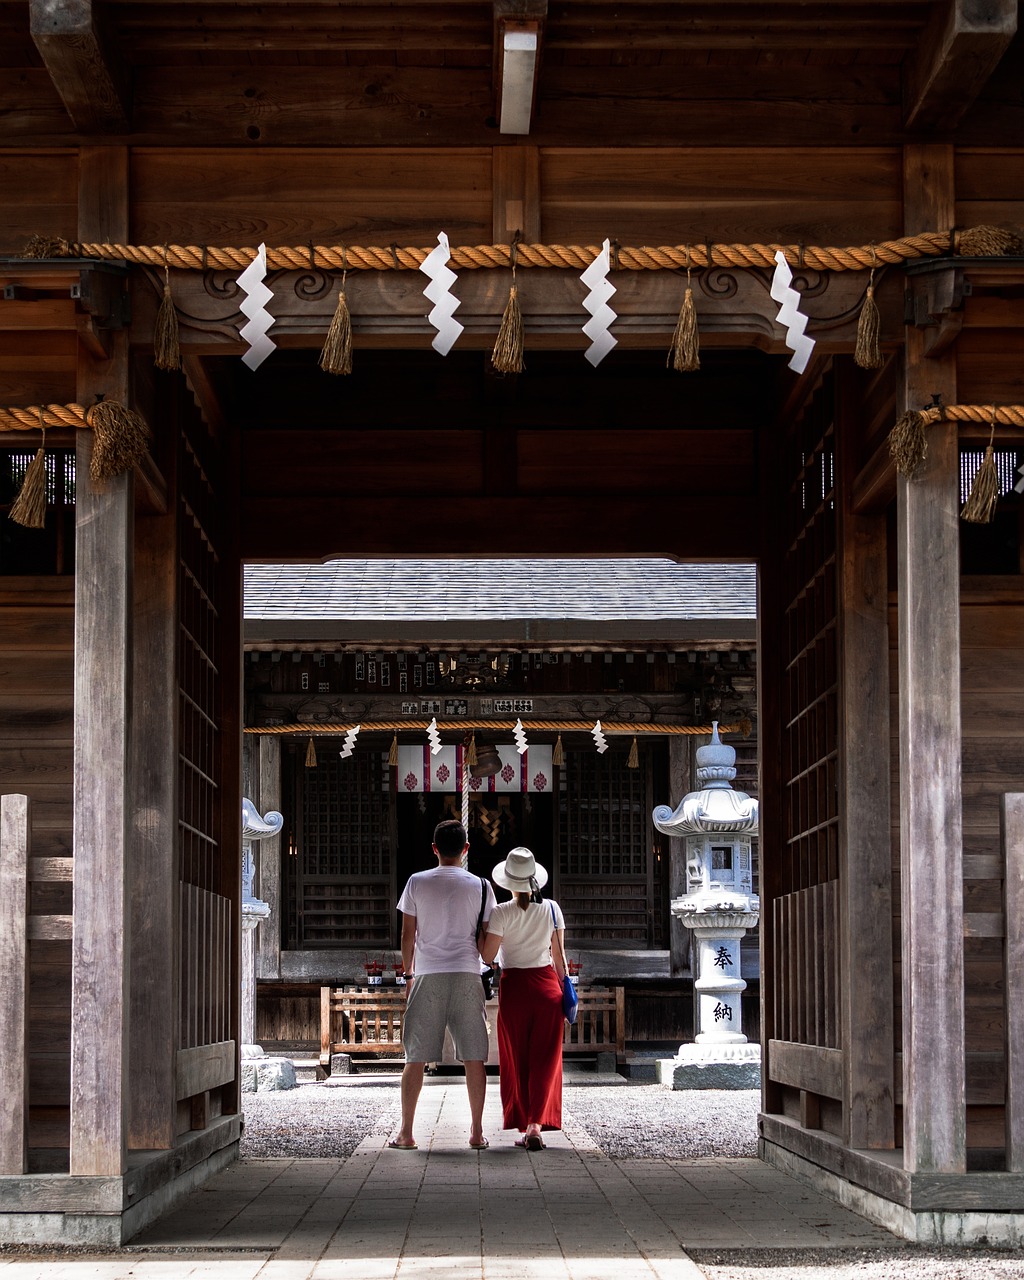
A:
[402,972,488,1064]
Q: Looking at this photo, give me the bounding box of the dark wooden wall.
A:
[0,580,73,1161]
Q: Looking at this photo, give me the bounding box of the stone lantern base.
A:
[656,1041,761,1090]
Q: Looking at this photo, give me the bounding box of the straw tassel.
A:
[305,737,317,768]
[154,265,181,370]
[466,733,478,767]
[86,400,151,483]
[854,259,882,370]
[961,419,1000,524]
[888,409,928,478]
[956,225,1024,257]
[491,285,524,373]
[627,736,639,769]
[9,411,47,529]
[552,734,564,767]
[492,234,524,374]
[319,289,353,375]
[667,250,700,372]
[388,734,399,766]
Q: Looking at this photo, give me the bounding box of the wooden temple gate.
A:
[0,0,1023,1245]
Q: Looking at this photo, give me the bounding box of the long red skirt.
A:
[496,966,564,1132]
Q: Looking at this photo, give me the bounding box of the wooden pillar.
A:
[897,143,965,1173]
[128,372,178,1151]
[835,362,895,1149]
[0,794,30,1174]
[70,146,133,1176]
[256,735,283,982]
[667,735,691,979]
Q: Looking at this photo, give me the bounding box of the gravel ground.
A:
[239,1077,760,1161]
[689,1247,1024,1279]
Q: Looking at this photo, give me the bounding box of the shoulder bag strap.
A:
[550,901,568,973]
[476,876,487,940]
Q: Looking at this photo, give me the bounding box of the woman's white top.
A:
[486,899,566,969]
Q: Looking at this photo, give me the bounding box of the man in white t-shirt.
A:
[389,820,496,1151]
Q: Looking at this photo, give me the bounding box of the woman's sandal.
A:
[525,1133,545,1151]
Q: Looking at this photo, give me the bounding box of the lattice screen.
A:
[178,438,220,892]
[558,749,648,876]
[300,751,390,878]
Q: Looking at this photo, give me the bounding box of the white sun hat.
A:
[492,846,549,892]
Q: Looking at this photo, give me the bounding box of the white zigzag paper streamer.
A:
[770,250,815,374]
[513,718,528,756]
[237,243,276,370]
[580,239,617,367]
[420,232,464,356]
[1016,459,1024,494]
[591,720,609,754]
[427,716,442,756]
[339,725,360,759]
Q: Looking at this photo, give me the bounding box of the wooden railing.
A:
[320,982,626,1071]
[771,879,839,1049]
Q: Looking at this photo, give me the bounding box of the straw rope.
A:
[24,232,970,274]
[246,717,753,737]
[0,403,89,432]
[918,403,1024,428]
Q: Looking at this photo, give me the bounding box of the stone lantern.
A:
[652,723,761,1089]
[240,798,296,1091]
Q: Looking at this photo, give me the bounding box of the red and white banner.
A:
[397,744,552,793]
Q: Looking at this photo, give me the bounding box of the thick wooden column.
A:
[256,735,283,982]
[70,146,133,1176]
[897,143,965,1173]
[835,363,895,1149]
[128,371,178,1151]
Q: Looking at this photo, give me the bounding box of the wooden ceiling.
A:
[0,0,1018,146]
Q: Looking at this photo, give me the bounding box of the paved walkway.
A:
[1,1085,898,1280]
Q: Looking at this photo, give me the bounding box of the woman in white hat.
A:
[479,846,568,1150]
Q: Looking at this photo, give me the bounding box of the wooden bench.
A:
[320,983,625,1072]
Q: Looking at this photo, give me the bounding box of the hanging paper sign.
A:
[399,744,461,792]
[420,232,464,355]
[770,249,815,374]
[591,720,609,754]
[398,745,552,793]
[580,239,617,367]
[237,243,277,370]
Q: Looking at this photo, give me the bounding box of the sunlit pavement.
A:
[0,1084,897,1279]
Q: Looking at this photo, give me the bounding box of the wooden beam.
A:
[30,0,131,134]
[494,6,544,136]
[903,0,1016,130]
[836,361,895,1151]
[492,144,541,243]
[70,145,132,1178]
[1005,793,1024,1171]
[897,143,965,1175]
[240,494,759,561]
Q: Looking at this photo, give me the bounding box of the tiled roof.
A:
[244,560,756,622]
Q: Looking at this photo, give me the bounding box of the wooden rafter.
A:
[493,0,547,136]
[903,0,1017,130]
[30,0,131,134]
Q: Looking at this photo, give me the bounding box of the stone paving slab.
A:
[0,1084,903,1279]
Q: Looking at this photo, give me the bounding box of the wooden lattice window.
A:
[178,440,221,892]
[285,746,393,948]
[557,745,665,947]
[781,397,838,892]
[558,748,648,877]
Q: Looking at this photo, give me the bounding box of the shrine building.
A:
[0,0,1023,1247]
